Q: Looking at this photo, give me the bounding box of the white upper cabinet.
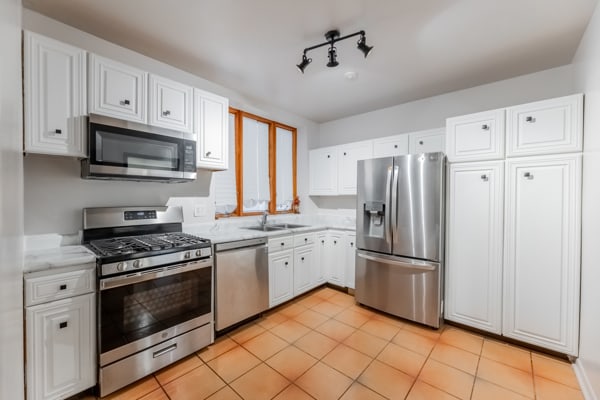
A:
[372,134,409,158]
[337,141,373,195]
[24,31,87,157]
[149,74,193,132]
[309,146,338,195]
[445,161,504,334]
[446,109,505,162]
[506,94,583,157]
[194,88,229,170]
[503,154,581,355]
[409,128,445,154]
[89,54,147,123]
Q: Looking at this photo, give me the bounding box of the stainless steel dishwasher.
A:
[214,237,269,331]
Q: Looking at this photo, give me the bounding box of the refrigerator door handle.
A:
[390,165,399,239]
[357,251,437,272]
[385,165,393,244]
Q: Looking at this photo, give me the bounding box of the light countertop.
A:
[24,245,96,274]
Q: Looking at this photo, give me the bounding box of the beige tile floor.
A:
[92,286,584,400]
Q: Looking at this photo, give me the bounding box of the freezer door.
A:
[392,152,445,262]
[355,250,442,328]
[356,157,394,254]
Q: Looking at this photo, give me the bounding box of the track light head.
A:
[357,34,373,58]
[327,46,339,68]
[296,54,312,73]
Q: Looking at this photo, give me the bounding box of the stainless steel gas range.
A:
[83,206,213,397]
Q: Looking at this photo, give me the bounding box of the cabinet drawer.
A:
[506,94,583,157]
[294,232,316,247]
[268,236,294,252]
[446,109,505,162]
[25,268,95,307]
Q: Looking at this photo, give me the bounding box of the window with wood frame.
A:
[213,108,297,217]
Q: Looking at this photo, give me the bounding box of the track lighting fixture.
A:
[296,29,373,73]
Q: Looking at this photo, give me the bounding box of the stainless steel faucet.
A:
[261,211,269,226]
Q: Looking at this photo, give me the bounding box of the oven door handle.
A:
[99,258,211,291]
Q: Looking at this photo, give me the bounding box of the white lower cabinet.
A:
[25,266,96,400]
[325,230,346,287]
[345,233,356,289]
[268,249,294,307]
[503,154,581,355]
[294,245,316,296]
[315,232,328,285]
[445,161,504,334]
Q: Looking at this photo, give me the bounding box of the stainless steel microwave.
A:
[81,114,197,183]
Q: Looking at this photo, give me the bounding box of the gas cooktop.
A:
[88,232,210,258]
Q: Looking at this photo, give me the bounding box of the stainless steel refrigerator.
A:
[355,152,445,328]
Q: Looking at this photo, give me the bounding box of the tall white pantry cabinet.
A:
[445,93,583,356]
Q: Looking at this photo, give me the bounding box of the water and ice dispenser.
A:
[362,201,386,238]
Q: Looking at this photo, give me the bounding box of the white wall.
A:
[22,10,319,234]
[317,65,576,148]
[572,2,600,398]
[0,0,24,399]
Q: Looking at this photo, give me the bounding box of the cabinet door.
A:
[309,147,338,195]
[268,250,294,307]
[445,161,504,334]
[149,75,193,132]
[195,89,229,170]
[446,109,505,162]
[24,32,87,157]
[372,134,409,158]
[26,294,96,400]
[409,128,445,154]
[506,94,583,157]
[294,246,315,296]
[327,231,346,286]
[503,154,581,355]
[89,54,147,123]
[345,233,356,289]
[337,141,374,195]
[315,233,328,285]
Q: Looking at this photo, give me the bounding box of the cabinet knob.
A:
[481,124,489,130]
[162,110,171,116]
[59,321,68,329]
[59,284,67,290]
[280,242,285,246]
[394,145,398,148]
[525,116,535,123]
[327,154,330,158]
[334,240,337,244]
[301,257,305,261]
[284,261,288,266]
[350,242,354,247]
[304,238,308,242]
[205,151,212,157]
[524,172,534,179]
[343,152,347,156]
[120,99,131,106]
[481,174,488,181]
[54,129,62,134]
[419,140,424,145]
[321,240,325,244]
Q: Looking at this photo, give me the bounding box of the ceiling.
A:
[23,0,598,123]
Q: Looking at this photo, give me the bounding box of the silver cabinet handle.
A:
[481,124,489,130]
[525,116,535,123]
[120,99,130,106]
[162,110,171,116]
[524,172,533,179]
[481,174,488,181]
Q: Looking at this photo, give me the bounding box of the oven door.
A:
[83,115,196,182]
[98,258,212,367]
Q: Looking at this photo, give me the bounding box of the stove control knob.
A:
[195,250,203,257]
[117,262,126,272]
[133,260,141,268]
[184,252,191,259]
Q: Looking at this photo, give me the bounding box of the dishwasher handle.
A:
[215,238,267,252]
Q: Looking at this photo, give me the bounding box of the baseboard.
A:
[574,359,598,400]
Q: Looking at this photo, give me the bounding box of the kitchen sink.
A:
[268,223,309,229]
[244,225,286,232]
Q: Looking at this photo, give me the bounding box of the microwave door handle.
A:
[390,165,399,244]
[385,166,392,244]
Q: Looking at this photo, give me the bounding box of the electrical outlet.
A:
[193,204,206,217]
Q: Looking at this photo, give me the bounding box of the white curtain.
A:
[276,127,293,211]
[242,117,270,212]
[213,113,237,214]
